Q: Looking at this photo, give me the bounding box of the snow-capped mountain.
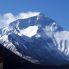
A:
[0,12,69,65]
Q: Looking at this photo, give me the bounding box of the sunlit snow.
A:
[19,26,39,37]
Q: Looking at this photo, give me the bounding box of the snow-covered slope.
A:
[54,31,69,56]
[0,12,69,65]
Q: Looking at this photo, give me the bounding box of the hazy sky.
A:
[0,0,69,30]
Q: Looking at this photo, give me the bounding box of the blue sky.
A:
[0,0,69,30]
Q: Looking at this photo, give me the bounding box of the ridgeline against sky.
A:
[0,0,69,30]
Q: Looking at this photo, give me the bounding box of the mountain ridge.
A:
[0,12,69,65]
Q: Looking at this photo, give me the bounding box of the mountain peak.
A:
[0,12,69,65]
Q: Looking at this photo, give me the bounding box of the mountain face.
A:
[0,12,69,65]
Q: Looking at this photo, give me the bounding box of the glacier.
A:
[0,12,69,65]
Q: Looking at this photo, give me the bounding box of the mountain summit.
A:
[0,12,69,65]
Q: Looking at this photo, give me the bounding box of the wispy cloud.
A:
[0,12,40,28]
